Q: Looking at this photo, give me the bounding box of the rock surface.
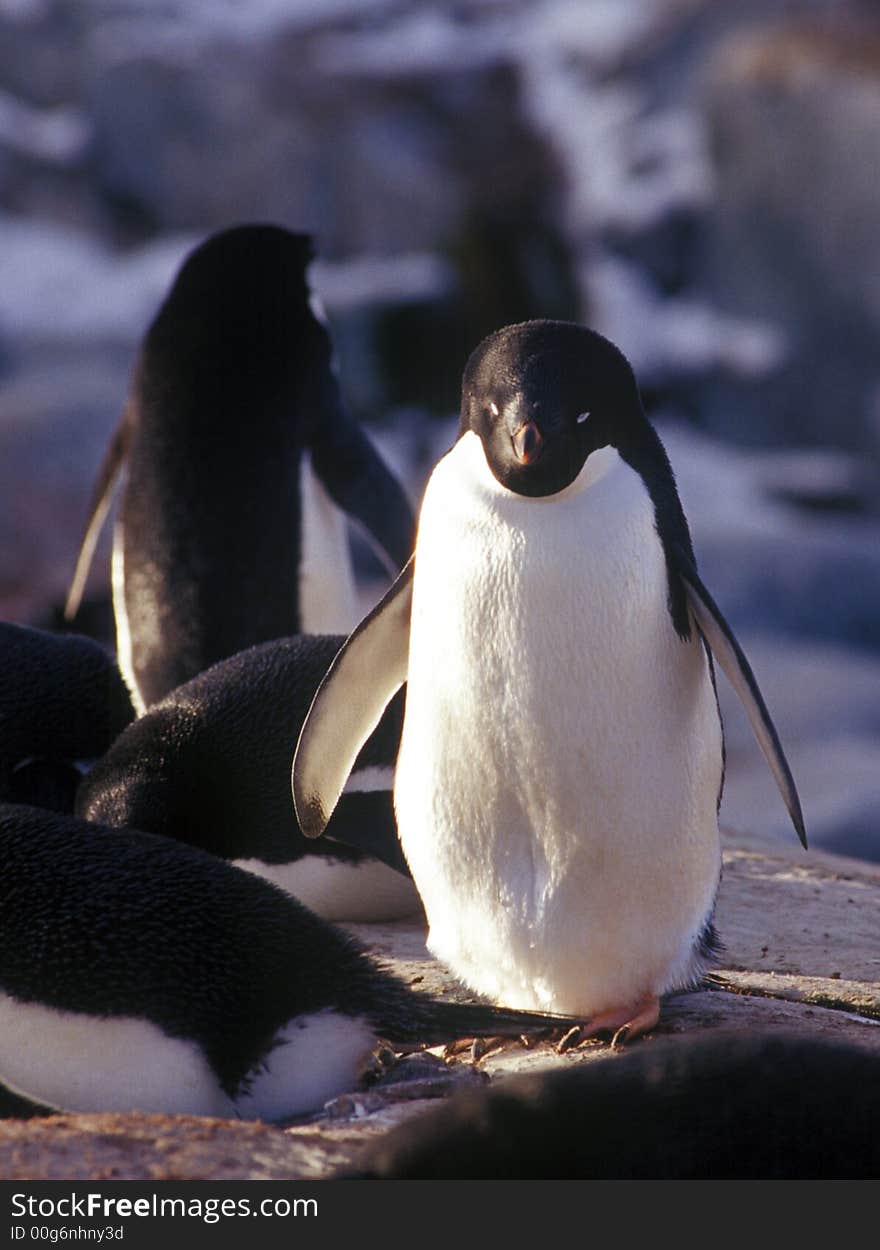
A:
[700,18,880,456]
[1,829,876,1180]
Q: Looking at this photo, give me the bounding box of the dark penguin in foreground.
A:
[0,804,573,1120]
[0,623,133,812]
[65,224,414,712]
[77,636,417,921]
[294,320,805,1043]
[349,1032,880,1179]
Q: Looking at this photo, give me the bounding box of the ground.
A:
[0,829,877,1180]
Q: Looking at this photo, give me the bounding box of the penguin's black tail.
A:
[379,996,579,1047]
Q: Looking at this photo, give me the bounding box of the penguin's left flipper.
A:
[673,545,806,849]
[310,408,416,575]
[293,557,414,838]
[64,407,132,622]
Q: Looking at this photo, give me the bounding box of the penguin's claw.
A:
[470,1036,508,1063]
[555,1025,583,1054]
[443,1037,474,1060]
[441,1036,512,1063]
[594,995,660,1050]
[472,1025,583,1056]
[442,1002,660,1066]
[610,1025,630,1051]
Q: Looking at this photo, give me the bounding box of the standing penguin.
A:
[64,224,414,712]
[0,804,571,1119]
[77,635,417,921]
[293,320,805,1042]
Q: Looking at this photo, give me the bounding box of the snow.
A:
[586,253,787,379]
[318,0,665,78]
[316,9,511,76]
[0,217,195,342]
[0,90,91,164]
[518,5,715,236]
[0,216,453,344]
[521,0,660,65]
[660,420,809,540]
[312,252,453,314]
[311,0,711,238]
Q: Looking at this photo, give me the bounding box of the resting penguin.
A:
[293,320,806,1042]
[348,1032,880,1179]
[77,635,418,921]
[0,622,133,812]
[64,223,414,713]
[0,804,573,1120]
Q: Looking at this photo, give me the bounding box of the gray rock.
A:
[0,0,87,108]
[696,526,880,651]
[715,634,880,861]
[717,634,880,753]
[723,734,880,862]
[699,18,880,456]
[84,19,563,258]
[0,3,103,229]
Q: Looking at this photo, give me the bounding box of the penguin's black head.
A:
[167,224,315,315]
[146,224,336,433]
[460,320,645,497]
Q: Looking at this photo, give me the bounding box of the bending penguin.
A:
[293,320,806,1044]
[64,224,414,713]
[77,635,418,921]
[0,803,572,1120]
[0,622,133,812]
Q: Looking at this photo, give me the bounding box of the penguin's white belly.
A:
[0,989,233,1117]
[298,453,361,635]
[231,852,421,922]
[0,989,373,1120]
[394,434,723,1017]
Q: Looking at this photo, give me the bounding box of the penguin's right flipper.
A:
[0,1079,56,1119]
[673,544,806,849]
[64,410,132,622]
[293,557,413,838]
[310,403,416,574]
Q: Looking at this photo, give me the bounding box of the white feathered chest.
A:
[394,431,723,1016]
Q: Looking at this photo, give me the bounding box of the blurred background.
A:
[1,0,878,860]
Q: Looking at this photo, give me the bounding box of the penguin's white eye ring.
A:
[577,410,591,424]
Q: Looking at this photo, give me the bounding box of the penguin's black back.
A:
[75,636,404,867]
[351,1032,880,1179]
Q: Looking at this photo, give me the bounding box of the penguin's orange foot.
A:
[442,1000,660,1065]
[583,995,661,1051]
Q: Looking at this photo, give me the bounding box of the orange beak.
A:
[512,421,544,465]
